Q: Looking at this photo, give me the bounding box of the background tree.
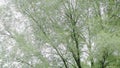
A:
[0,0,120,68]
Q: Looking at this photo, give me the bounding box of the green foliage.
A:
[7,0,120,68]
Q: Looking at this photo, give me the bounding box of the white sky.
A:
[0,0,6,6]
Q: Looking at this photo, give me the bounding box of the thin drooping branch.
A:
[16,58,33,67]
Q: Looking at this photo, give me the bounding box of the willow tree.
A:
[10,0,120,68]
[10,0,87,68]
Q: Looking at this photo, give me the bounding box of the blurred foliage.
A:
[0,0,119,68]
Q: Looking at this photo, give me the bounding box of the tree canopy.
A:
[0,0,120,68]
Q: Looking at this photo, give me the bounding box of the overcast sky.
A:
[0,0,6,6]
